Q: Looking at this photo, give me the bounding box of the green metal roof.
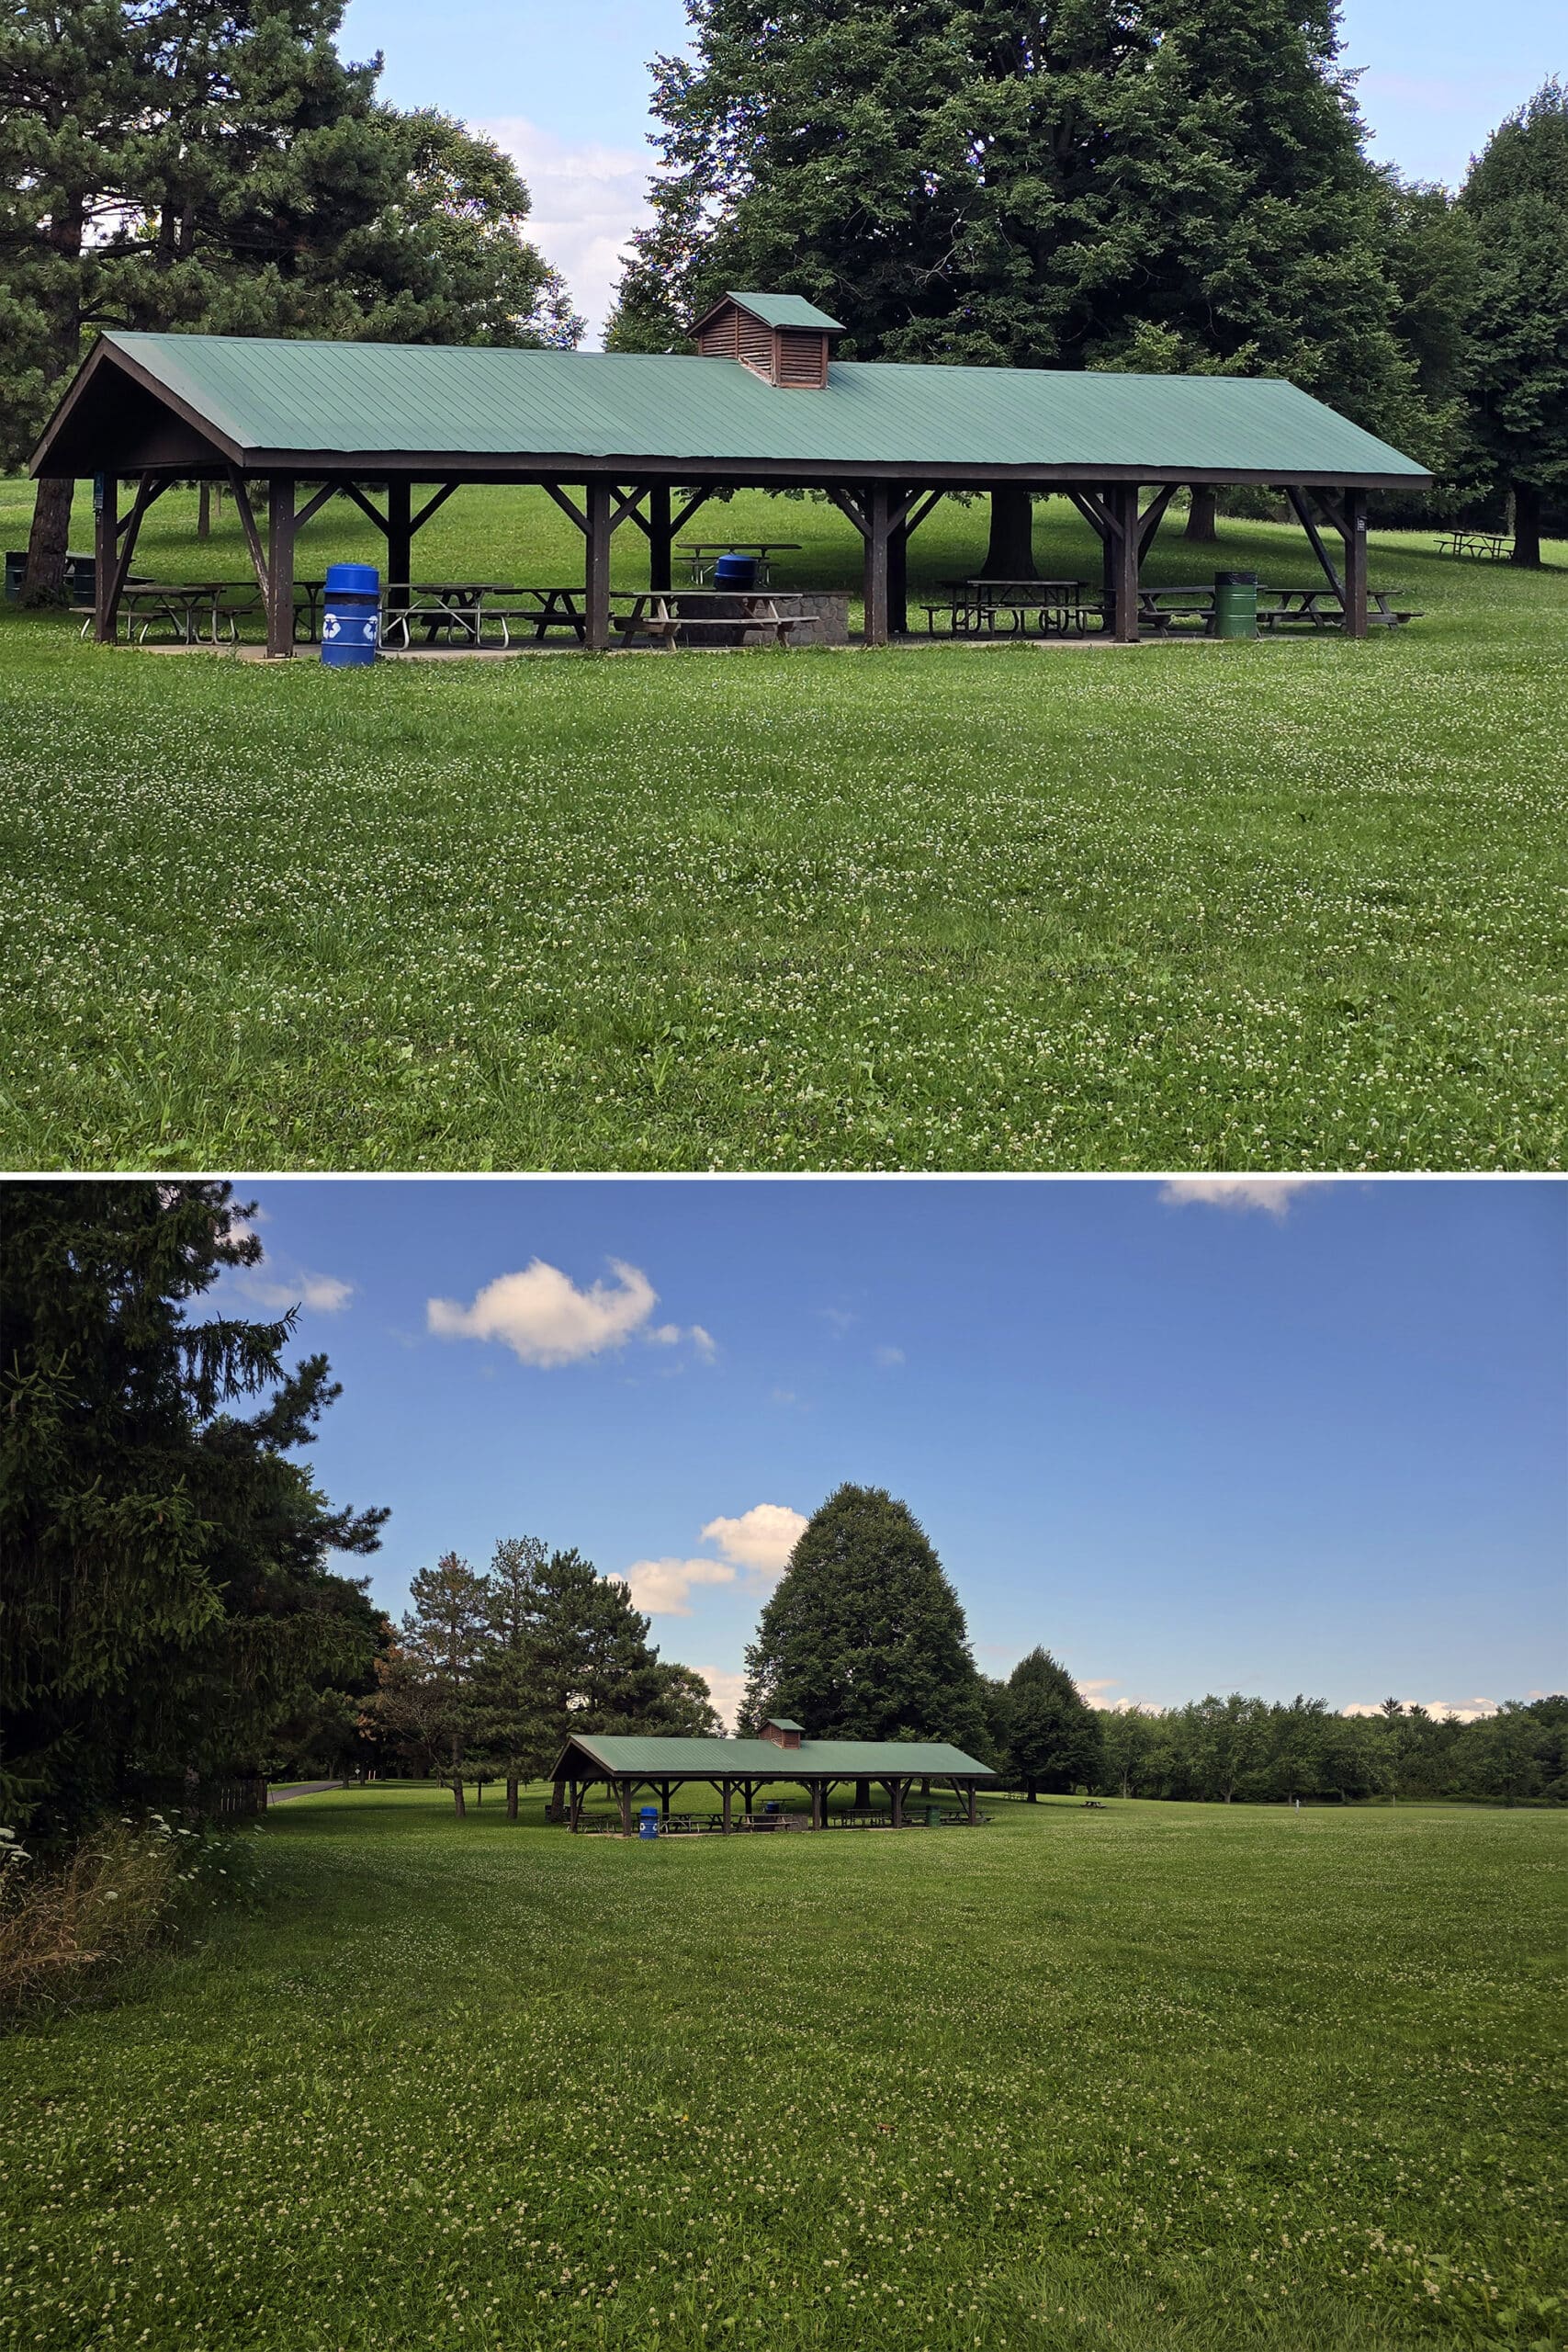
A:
[553,1734,994,1780]
[39,332,1429,484]
[728,291,847,333]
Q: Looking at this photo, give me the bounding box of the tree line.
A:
[609,3,1568,563]
[743,1484,1565,1808]
[2,0,581,594]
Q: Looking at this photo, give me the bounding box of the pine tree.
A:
[398,1553,489,1815]
[473,1534,552,1820]
[741,1485,986,1747]
[1461,82,1568,565]
[0,1179,385,1838]
[1003,1648,1103,1797]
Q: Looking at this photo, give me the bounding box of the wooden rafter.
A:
[225,469,269,596]
[338,481,389,534]
[1285,486,1345,601]
[292,480,340,534]
[1136,482,1179,559]
[411,481,459,534]
[541,481,589,535]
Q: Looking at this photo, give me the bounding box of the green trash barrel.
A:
[1213,570,1258,639]
[925,1804,944,1827]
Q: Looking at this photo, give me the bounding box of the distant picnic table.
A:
[1438,527,1512,560]
[927,579,1093,634]
[677,540,800,583]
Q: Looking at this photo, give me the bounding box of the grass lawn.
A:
[1,481,1564,1170]
[1,1788,1562,2352]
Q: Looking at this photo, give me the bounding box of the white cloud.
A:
[690,1325,717,1363]
[1343,1696,1500,1722]
[700,1503,807,1580]
[874,1344,906,1368]
[427,1257,659,1366]
[246,1270,354,1313]
[1159,1178,1320,1218]
[479,116,655,346]
[690,1664,747,1731]
[1078,1677,1163,1714]
[621,1555,737,1617]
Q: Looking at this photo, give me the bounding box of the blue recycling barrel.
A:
[713,552,758,590]
[638,1805,659,1840]
[321,562,381,667]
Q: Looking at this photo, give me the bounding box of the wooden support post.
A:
[618,1780,631,1836]
[265,473,295,657]
[811,1781,824,1830]
[585,478,613,650]
[385,477,412,624]
[891,1779,905,1830]
[648,481,672,591]
[660,1781,671,1824]
[568,1781,581,1833]
[863,483,892,647]
[1111,483,1140,643]
[743,1781,754,1815]
[967,1781,977,1826]
[887,507,908,639]
[1339,489,1368,639]
[722,1781,733,1832]
[94,472,118,643]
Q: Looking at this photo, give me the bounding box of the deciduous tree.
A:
[1461,81,1568,565]
[0,0,580,594]
[1002,1648,1102,1797]
[741,1484,986,1748]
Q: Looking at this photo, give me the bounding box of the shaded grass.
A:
[1,484,1564,1170]
[0,1787,1562,2351]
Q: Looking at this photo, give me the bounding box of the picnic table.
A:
[930,579,1091,635]
[613,589,802,649]
[678,540,800,584]
[112,578,326,646]
[1438,527,1511,560]
[1257,585,1420,630]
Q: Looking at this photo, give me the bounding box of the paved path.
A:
[267,1780,346,1805]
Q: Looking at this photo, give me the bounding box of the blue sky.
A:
[337,0,1565,336]
[213,1178,1567,1726]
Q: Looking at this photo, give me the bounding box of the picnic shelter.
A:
[548,1716,996,1834]
[29,290,1431,651]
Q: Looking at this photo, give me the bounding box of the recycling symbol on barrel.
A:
[322,612,341,640]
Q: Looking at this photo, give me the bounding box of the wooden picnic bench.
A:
[1438,528,1511,560]
[928,579,1094,636]
[613,590,802,649]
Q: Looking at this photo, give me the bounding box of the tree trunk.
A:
[24,480,73,605]
[197,482,212,541]
[979,486,1037,579]
[1185,485,1219,544]
[551,1777,566,1820]
[853,1779,871,1809]
[506,1777,519,1820]
[451,1777,466,1816]
[1026,1782,1037,1803]
[1510,481,1542,568]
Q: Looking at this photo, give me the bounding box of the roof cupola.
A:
[691,292,846,389]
